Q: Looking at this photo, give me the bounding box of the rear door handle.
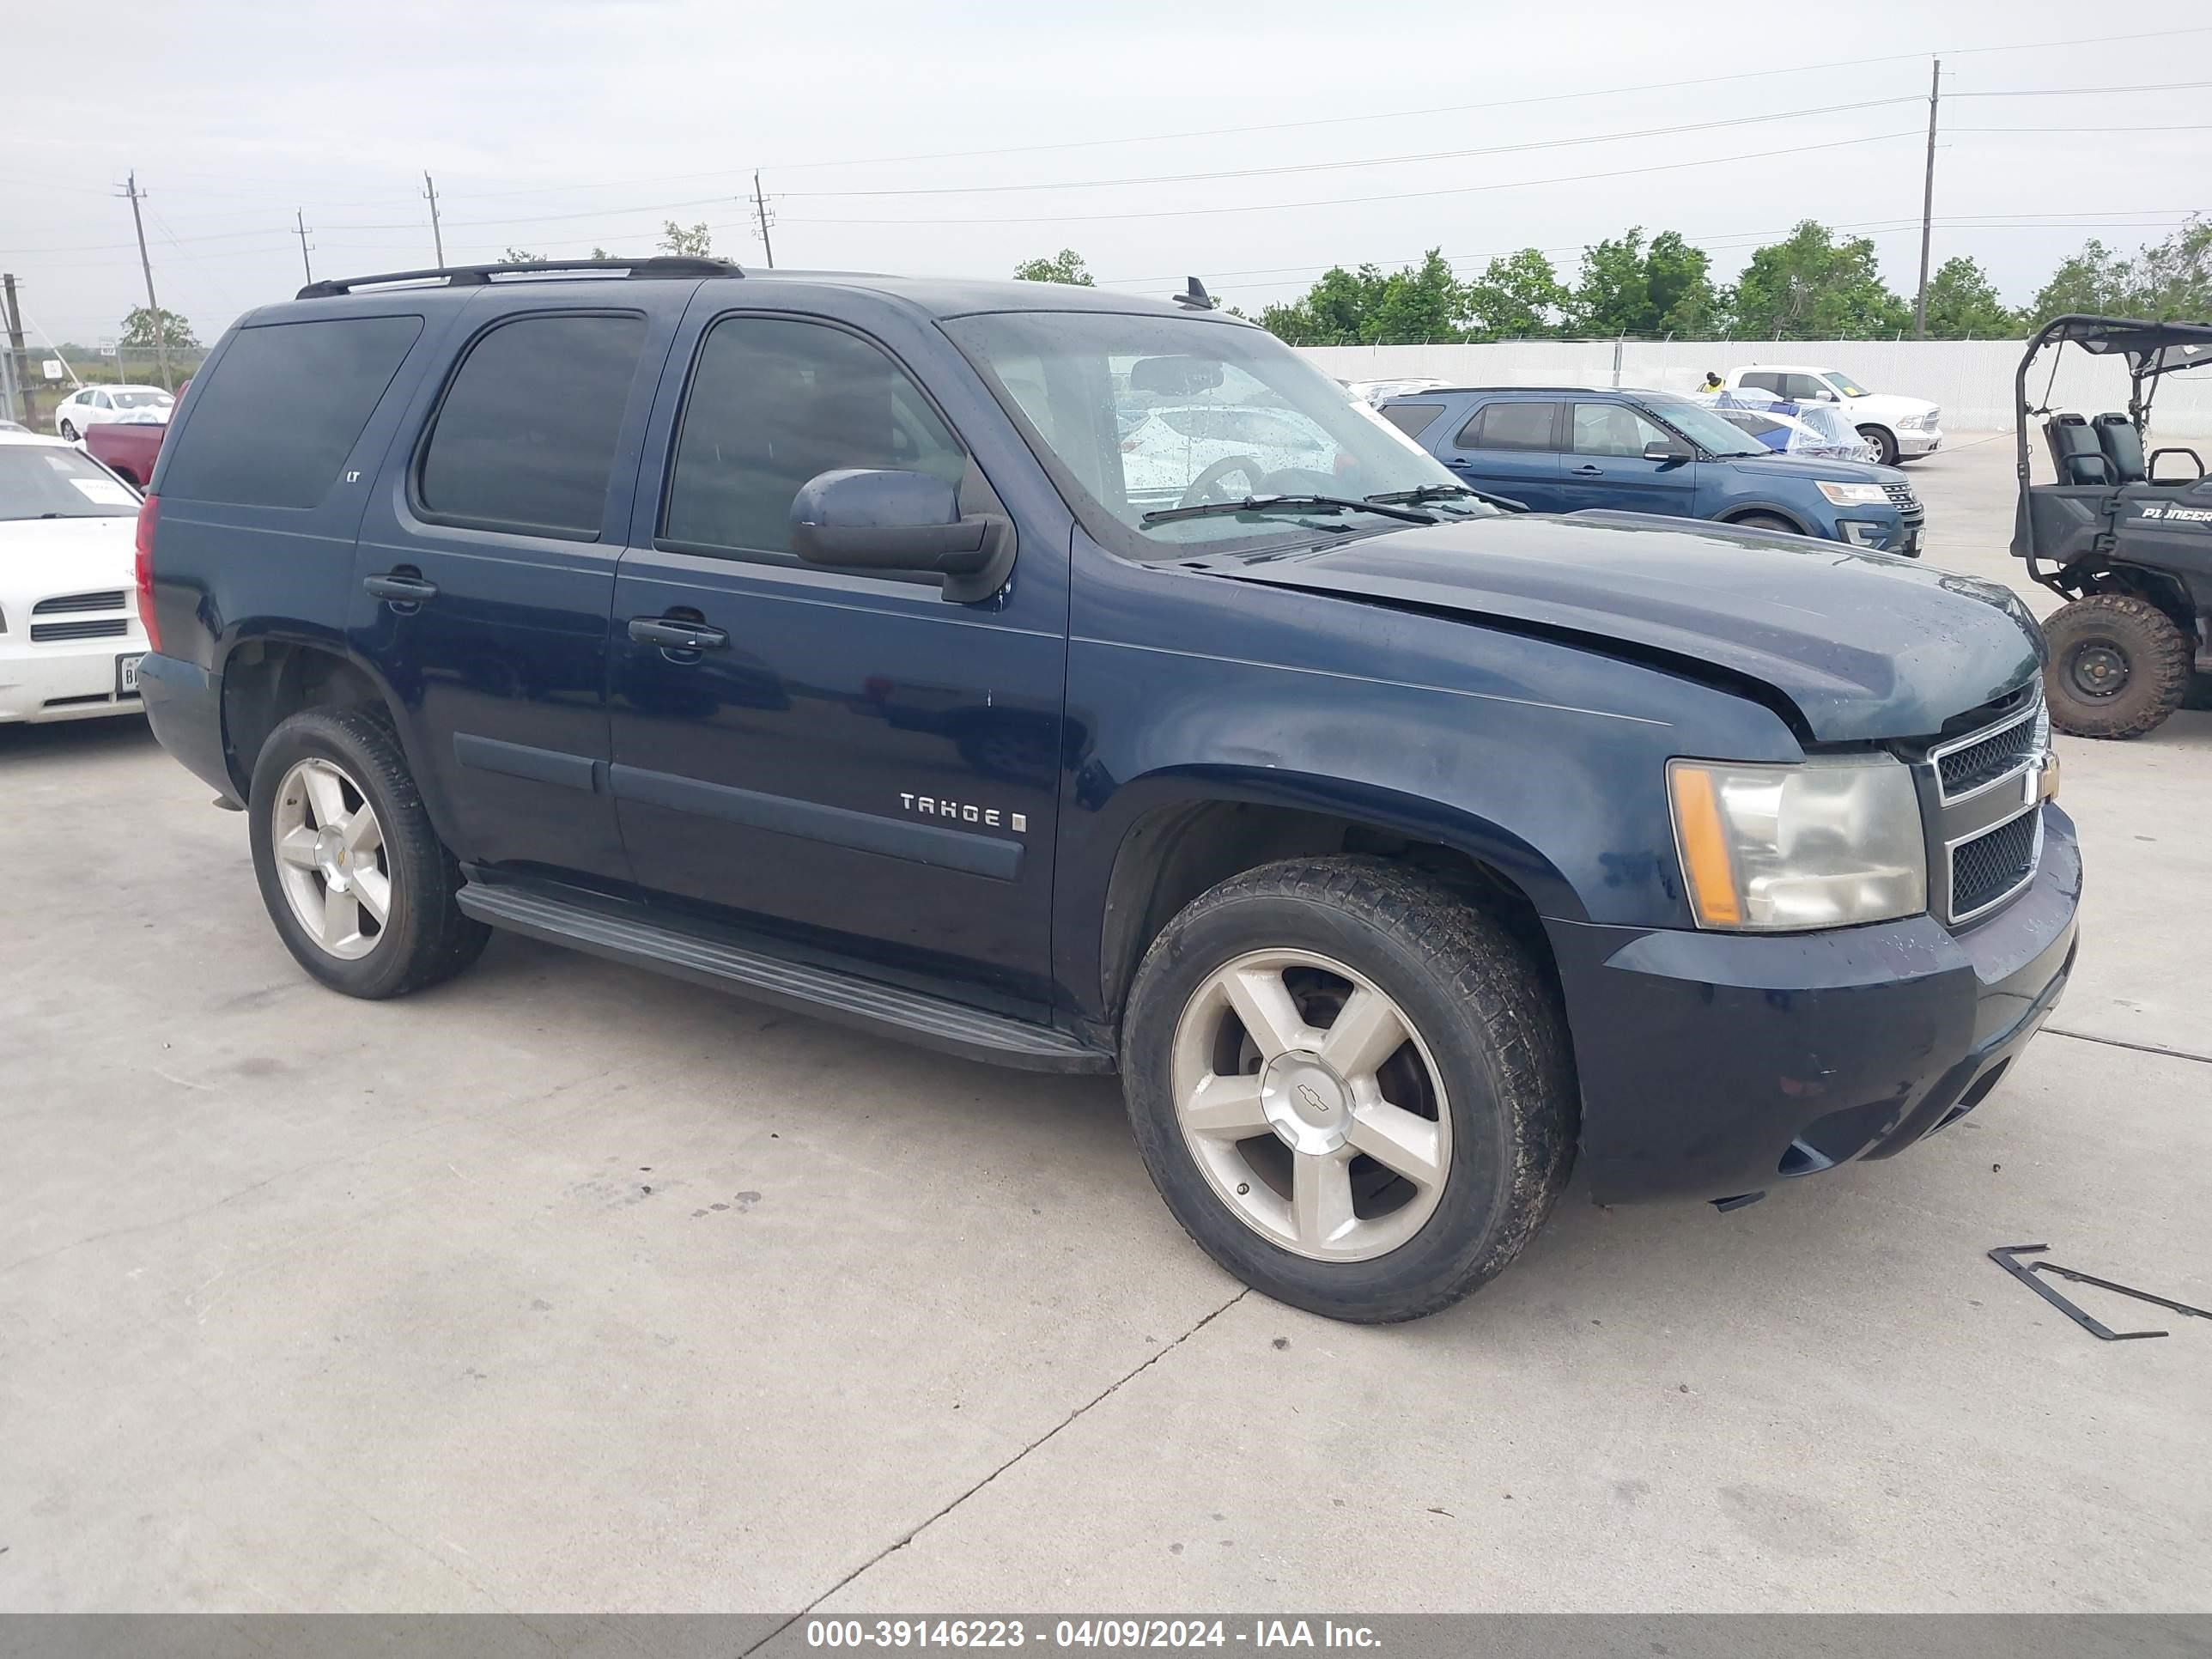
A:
[628,616,730,652]
[364,570,438,609]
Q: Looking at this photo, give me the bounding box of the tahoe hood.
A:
[1197,512,2041,744]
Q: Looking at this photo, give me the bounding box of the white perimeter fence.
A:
[1296,338,2212,438]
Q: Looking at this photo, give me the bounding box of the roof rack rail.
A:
[296,256,742,300]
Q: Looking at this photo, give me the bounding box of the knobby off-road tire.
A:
[1121,856,1577,1324]
[248,706,489,998]
[2042,593,2191,740]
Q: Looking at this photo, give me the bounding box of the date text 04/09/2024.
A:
[804,1620,1382,1650]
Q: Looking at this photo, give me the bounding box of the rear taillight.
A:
[134,492,161,653]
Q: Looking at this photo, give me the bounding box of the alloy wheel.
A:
[1170,949,1450,1261]
[270,757,391,960]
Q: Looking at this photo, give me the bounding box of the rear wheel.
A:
[58,419,78,442]
[1858,425,1898,466]
[2041,593,2191,739]
[248,706,489,997]
[1121,857,1577,1324]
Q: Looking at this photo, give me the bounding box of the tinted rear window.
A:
[1378,402,1443,437]
[159,316,422,507]
[1457,401,1558,451]
[417,312,647,540]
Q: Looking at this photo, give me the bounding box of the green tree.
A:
[1645,231,1717,334]
[1919,256,2021,338]
[1360,249,1466,343]
[2115,216,2212,319]
[2028,240,2125,321]
[120,306,197,350]
[1012,248,1094,285]
[659,222,714,258]
[501,246,546,264]
[1725,222,1910,339]
[1462,249,1567,340]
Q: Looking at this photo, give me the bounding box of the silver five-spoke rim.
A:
[1171,949,1450,1262]
[272,757,390,961]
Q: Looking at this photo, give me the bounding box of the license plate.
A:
[116,653,143,696]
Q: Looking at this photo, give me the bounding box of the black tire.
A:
[58,420,77,442]
[1858,425,1898,466]
[2042,593,2191,740]
[247,705,489,998]
[1121,856,1577,1324]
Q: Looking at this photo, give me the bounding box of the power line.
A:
[780,131,1926,227]
[776,98,1923,199]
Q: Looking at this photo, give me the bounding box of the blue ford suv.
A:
[132,259,2073,1322]
[1379,386,1925,555]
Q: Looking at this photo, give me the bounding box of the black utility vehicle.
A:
[2014,313,2212,738]
[135,259,2079,1322]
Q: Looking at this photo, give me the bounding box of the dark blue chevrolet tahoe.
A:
[1379,386,1926,554]
[132,258,2079,1323]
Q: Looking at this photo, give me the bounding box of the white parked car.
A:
[52,384,173,442]
[1723,365,1941,466]
[1345,376,1452,408]
[1117,400,1339,502]
[0,432,149,725]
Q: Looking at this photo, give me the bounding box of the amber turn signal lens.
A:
[1669,763,1742,927]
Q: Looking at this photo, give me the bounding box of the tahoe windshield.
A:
[0,446,138,520]
[942,310,1488,555]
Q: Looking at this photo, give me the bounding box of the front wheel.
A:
[2041,593,2191,739]
[1857,425,1898,466]
[58,419,78,442]
[1121,857,1577,1324]
[248,706,489,997]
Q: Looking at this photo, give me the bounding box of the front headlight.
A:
[1816,480,1892,506]
[1668,757,1927,931]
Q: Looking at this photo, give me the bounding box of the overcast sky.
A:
[6,0,2206,348]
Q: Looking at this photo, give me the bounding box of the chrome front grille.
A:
[1923,687,2049,924]
[1882,480,1923,525]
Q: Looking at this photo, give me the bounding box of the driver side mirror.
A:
[790,468,1014,604]
[1644,438,1692,463]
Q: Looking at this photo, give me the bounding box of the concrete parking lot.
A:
[2,434,2207,1615]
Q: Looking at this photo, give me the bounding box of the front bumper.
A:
[0,635,147,724]
[136,650,238,800]
[1833,509,1919,556]
[1546,804,2080,1205]
[1896,425,1944,457]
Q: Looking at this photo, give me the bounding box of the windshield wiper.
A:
[1365,482,1525,514]
[1141,493,1437,527]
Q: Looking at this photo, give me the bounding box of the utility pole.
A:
[118,172,172,390]
[423,171,446,266]
[1,273,24,425]
[752,170,775,269]
[1912,57,1941,340]
[295,210,315,284]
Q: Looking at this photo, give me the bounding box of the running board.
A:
[457,881,1115,1075]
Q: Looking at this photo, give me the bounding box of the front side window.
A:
[418,311,646,539]
[1782,373,1832,402]
[1572,403,1672,459]
[1460,400,1559,452]
[0,445,139,520]
[662,315,968,563]
[943,308,1480,556]
[159,314,423,508]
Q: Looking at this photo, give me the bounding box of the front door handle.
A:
[364,569,438,611]
[1571,465,1605,477]
[628,616,730,652]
